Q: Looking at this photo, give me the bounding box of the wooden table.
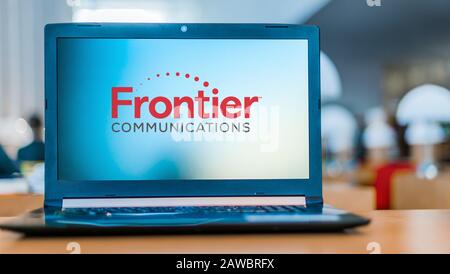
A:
[0,210,449,254]
[0,194,43,217]
[0,194,448,254]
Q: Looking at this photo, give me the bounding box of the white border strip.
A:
[62,196,306,208]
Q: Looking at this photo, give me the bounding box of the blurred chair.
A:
[17,114,45,163]
[323,184,375,212]
[374,162,414,210]
[0,145,28,195]
[0,145,20,178]
[391,169,450,209]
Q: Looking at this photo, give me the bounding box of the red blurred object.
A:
[374,162,414,209]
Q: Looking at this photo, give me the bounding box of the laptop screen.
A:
[57,38,309,181]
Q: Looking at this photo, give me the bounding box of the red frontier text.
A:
[112,87,260,119]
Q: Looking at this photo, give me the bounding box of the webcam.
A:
[180,25,188,33]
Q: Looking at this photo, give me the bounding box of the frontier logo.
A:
[111,72,261,135]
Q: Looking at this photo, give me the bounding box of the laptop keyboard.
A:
[61,205,307,216]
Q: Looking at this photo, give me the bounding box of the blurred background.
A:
[0,0,449,213]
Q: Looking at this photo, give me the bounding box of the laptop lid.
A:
[44,23,321,207]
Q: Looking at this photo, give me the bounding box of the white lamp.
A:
[322,105,357,154]
[321,105,357,178]
[405,121,446,146]
[0,117,33,155]
[363,107,396,149]
[320,52,342,102]
[362,107,397,166]
[396,84,450,179]
[397,84,450,126]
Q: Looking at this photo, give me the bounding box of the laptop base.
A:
[0,205,369,236]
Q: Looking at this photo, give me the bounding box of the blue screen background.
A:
[57,39,309,181]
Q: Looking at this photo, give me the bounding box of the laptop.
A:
[0,23,369,235]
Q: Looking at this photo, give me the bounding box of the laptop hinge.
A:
[62,196,306,209]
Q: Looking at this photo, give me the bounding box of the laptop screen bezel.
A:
[44,23,322,207]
